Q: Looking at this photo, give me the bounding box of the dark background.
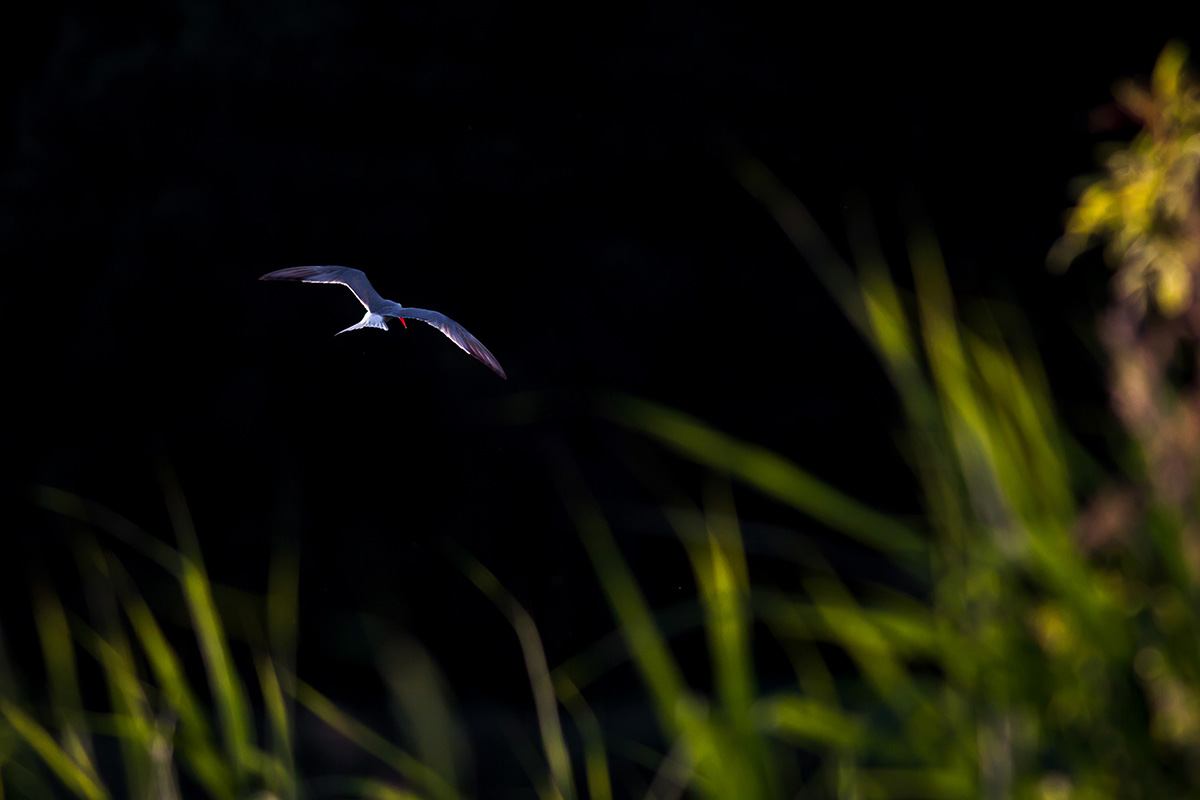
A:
[1,3,1183,793]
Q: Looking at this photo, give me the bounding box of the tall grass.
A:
[567,45,1200,795]
[2,486,463,800]
[6,42,1198,800]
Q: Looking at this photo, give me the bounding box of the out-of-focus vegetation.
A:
[1050,42,1200,316]
[6,42,1200,800]
[3,485,468,800]
[579,40,1200,798]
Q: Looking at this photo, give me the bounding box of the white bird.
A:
[260,265,506,379]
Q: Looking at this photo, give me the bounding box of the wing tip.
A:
[475,348,507,379]
[259,266,331,281]
[259,268,301,281]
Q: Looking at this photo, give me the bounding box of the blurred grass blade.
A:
[860,767,973,799]
[0,699,109,800]
[31,585,91,766]
[665,485,780,798]
[686,484,755,726]
[758,584,934,698]
[155,462,258,784]
[754,693,863,751]
[604,394,926,560]
[693,518,782,796]
[267,547,300,673]
[552,675,612,800]
[29,486,178,571]
[457,553,576,800]
[552,451,775,800]
[146,718,182,800]
[255,653,296,800]
[855,252,939,426]
[264,547,300,800]
[730,152,869,333]
[803,577,916,709]
[309,777,426,799]
[908,232,1011,536]
[377,632,471,795]
[697,532,752,710]
[75,545,155,799]
[550,452,691,738]
[80,626,157,796]
[293,679,460,800]
[157,460,202,566]
[121,586,236,799]
[855,258,975,556]
[179,558,255,782]
[643,738,696,800]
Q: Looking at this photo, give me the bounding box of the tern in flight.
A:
[260,265,506,378]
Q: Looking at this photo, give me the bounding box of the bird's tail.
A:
[337,311,389,335]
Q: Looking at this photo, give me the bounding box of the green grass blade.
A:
[267,547,300,671]
[31,586,91,768]
[667,489,782,799]
[457,553,576,800]
[28,487,179,572]
[696,529,754,714]
[178,558,255,783]
[674,485,756,730]
[375,632,470,795]
[74,546,156,799]
[292,680,460,800]
[907,232,1015,542]
[255,653,296,800]
[551,458,692,738]
[551,675,612,800]
[77,625,158,797]
[755,693,864,751]
[0,699,109,800]
[604,394,927,560]
[154,463,258,786]
[760,583,929,698]
[121,587,236,799]
[264,548,299,799]
[553,456,775,799]
[730,152,870,334]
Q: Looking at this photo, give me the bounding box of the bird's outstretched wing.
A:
[397,307,507,379]
[259,266,385,312]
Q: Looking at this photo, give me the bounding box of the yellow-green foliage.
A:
[1051,41,1200,315]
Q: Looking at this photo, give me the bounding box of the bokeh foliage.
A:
[1050,41,1200,316]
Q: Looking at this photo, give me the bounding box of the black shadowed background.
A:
[2,4,1187,797]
